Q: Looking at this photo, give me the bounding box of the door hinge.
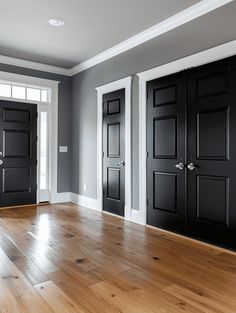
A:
[103,102,105,111]
[36,112,39,118]
[146,151,149,159]
[36,160,38,165]
[36,135,38,141]
[103,151,105,158]
[146,89,149,99]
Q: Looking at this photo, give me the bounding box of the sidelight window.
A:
[40,112,48,190]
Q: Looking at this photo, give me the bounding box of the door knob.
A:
[175,162,185,170]
[0,160,3,165]
[187,162,197,171]
[118,161,125,167]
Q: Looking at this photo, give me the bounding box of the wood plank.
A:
[35,280,85,313]
[0,203,235,313]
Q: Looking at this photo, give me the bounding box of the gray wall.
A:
[71,2,236,210]
[0,63,72,193]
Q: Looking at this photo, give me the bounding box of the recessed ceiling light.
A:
[49,18,65,27]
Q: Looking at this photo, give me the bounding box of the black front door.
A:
[0,100,37,207]
[146,72,186,233]
[103,89,125,216]
[187,59,236,249]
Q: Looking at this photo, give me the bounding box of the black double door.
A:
[0,100,37,207]
[102,89,125,216]
[147,56,236,249]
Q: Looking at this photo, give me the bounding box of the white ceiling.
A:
[0,0,200,68]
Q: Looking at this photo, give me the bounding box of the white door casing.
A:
[0,71,59,203]
[137,40,236,226]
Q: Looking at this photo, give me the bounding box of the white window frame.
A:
[38,106,50,202]
[0,81,50,104]
[137,40,236,226]
[96,77,132,220]
[0,71,59,204]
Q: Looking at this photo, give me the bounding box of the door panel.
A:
[103,89,125,216]
[187,59,236,249]
[0,100,37,207]
[146,72,186,233]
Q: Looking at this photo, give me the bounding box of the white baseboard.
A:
[130,209,146,225]
[70,193,100,212]
[51,192,146,226]
[51,192,71,203]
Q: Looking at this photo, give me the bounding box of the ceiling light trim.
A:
[49,18,65,27]
[0,55,71,76]
[70,0,234,76]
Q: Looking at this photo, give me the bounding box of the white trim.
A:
[0,0,232,77]
[49,87,59,203]
[0,71,59,89]
[51,192,71,203]
[0,55,71,76]
[96,76,132,221]
[38,105,50,202]
[130,209,146,225]
[0,71,59,205]
[70,193,99,211]
[70,0,233,75]
[137,40,236,226]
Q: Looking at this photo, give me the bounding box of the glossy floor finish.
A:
[0,203,236,313]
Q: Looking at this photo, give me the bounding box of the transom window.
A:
[0,81,50,103]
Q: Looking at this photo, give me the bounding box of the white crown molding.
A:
[70,0,233,76]
[0,55,71,76]
[0,0,233,77]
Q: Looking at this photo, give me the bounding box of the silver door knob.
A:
[175,162,185,170]
[0,160,3,165]
[118,161,125,167]
[187,162,197,171]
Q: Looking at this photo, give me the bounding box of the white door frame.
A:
[137,40,236,226]
[96,76,132,220]
[0,71,59,204]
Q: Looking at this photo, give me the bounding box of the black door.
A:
[187,59,236,249]
[146,72,187,233]
[103,89,125,216]
[0,100,37,207]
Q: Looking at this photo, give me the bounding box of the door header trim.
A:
[137,40,236,81]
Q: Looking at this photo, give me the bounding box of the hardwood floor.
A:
[0,203,236,312]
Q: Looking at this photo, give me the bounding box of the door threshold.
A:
[146,224,236,256]
[0,203,38,210]
[102,210,124,219]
